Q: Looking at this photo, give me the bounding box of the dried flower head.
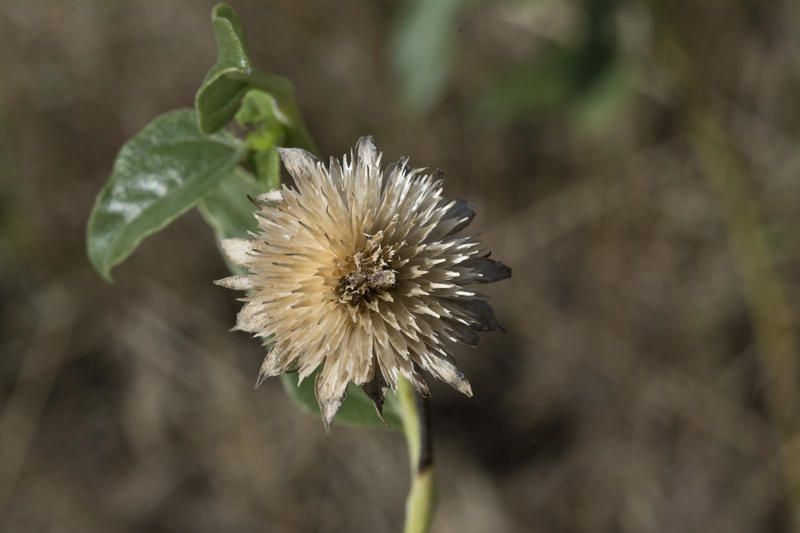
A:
[216,137,510,432]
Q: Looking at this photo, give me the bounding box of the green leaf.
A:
[472,0,623,125]
[195,4,320,156]
[195,4,253,135]
[281,371,403,430]
[252,148,282,192]
[211,3,250,58]
[198,166,264,240]
[235,90,285,191]
[236,90,283,152]
[472,46,575,121]
[235,89,278,126]
[86,109,247,281]
[198,166,264,275]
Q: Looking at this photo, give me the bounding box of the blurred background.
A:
[2,0,800,531]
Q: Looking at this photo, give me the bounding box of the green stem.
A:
[648,12,800,525]
[398,377,437,533]
[687,111,800,509]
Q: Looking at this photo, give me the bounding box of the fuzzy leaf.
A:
[198,166,264,240]
[236,90,285,191]
[235,89,279,127]
[87,109,247,281]
[198,167,264,275]
[196,4,253,134]
[252,149,282,192]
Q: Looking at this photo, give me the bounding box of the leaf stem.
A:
[398,377,437,533]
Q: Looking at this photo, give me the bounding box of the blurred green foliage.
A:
[391,0,469,114]
[392,0,636,130]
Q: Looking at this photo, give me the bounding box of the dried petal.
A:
[214,275,256,291]
[419,350,473,397]
[220,238,257,268]
[256,189,283,205]
[362,365,391,427]
[275,147,320,185]
[444,199,475,235]
[461,299,506,332]
[467,257,512,284]
[315,360,350,435]
[255,343,296,388]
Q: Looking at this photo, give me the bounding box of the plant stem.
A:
[648,12,800,525]
[398,377,437,533]
[687,110,800,513]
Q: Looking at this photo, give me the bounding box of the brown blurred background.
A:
[2,0,800,531]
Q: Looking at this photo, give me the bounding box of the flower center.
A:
[337,232,398,307]
[338,264,396,306]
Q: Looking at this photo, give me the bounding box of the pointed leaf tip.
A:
[196,4,252,134]
[211,3,249,57]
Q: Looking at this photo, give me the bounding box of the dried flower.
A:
[216,137,510,432]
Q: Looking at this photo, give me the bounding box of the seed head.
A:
[215,137,510,433]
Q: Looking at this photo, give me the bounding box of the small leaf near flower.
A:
[195,4,318,156]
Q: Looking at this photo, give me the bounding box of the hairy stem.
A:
[398,377,437,533]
